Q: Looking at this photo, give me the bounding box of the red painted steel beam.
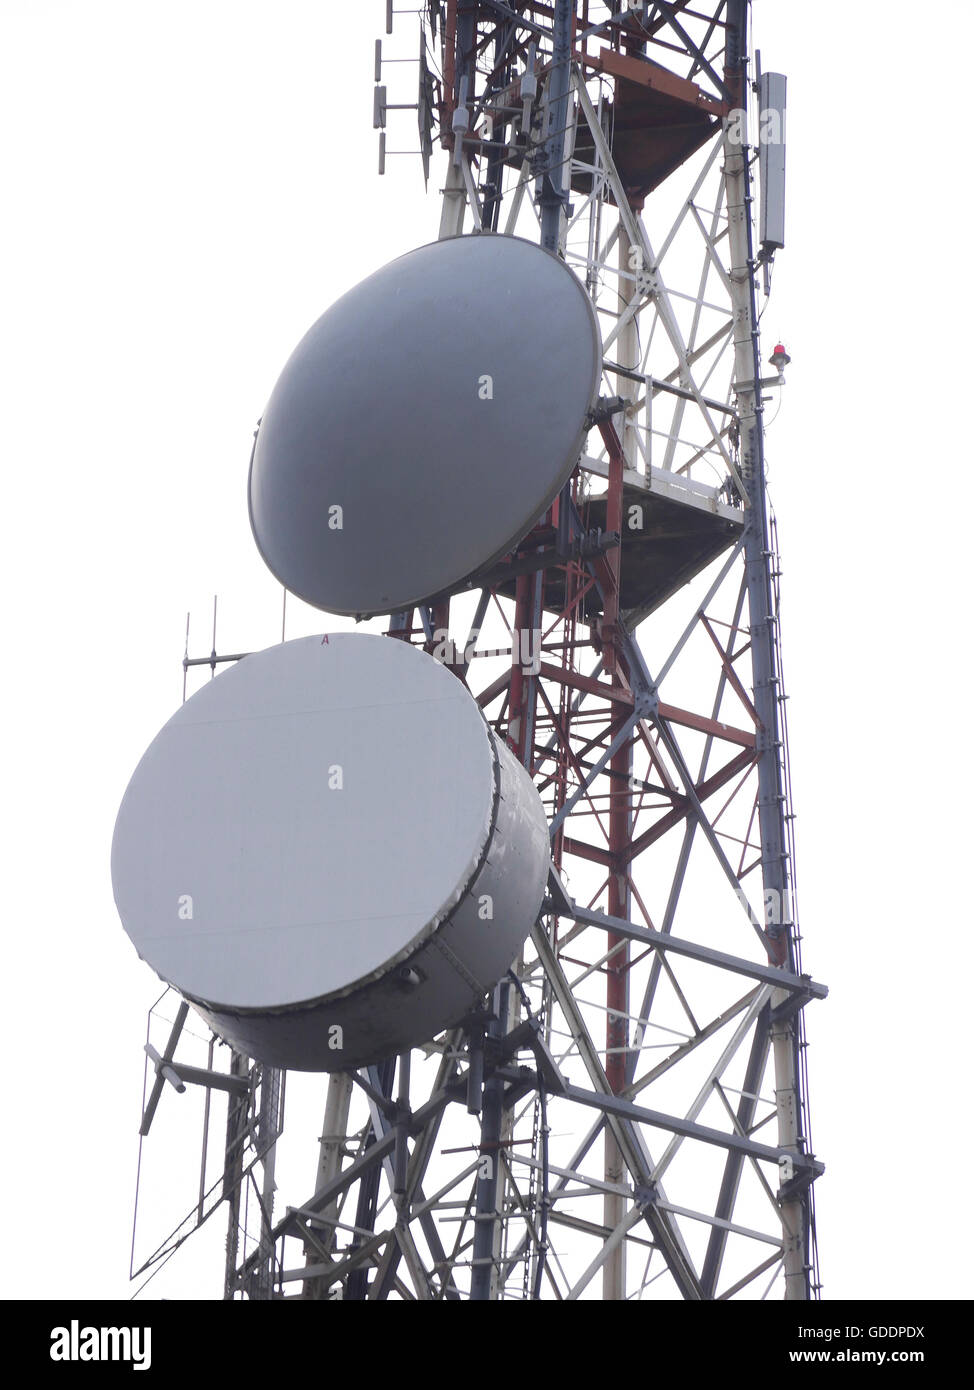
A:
[442,0,457,147]
[475,669,512,709]
[628,747,755,860]
[536,661,634,706]
[656,702,755,749]
[576,44,727,117]
[562,838,615,870]
[699,613,759,726]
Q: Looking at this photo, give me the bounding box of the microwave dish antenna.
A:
[112,633,549,1071]
[248,234,601,617]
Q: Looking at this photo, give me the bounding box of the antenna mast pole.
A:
[722,0,807,1298]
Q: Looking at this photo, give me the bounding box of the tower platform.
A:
[492,460,743,626]
[571,46,725,206]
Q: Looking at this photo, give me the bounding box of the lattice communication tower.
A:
[114,0,825,1302]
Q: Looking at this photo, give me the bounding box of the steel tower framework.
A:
[132,0,824,1301]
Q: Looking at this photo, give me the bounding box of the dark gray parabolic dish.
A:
[111,634,550,1070]
[249,234,602,616]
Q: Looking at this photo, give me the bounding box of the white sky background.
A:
[1,0,971,1301]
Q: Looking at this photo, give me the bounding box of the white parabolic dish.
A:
[248,233,602,616]
[111,634,550,1070]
